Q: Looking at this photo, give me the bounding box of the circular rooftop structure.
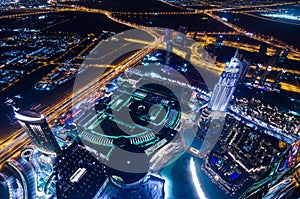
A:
[14,108,45,123]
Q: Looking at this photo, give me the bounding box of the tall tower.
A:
[272,68,286,89]
[251,64,263,84]
[208,49,242,113]
[238,58,250,84]
[259,65,272,85]
[164,29,173,66]
[198,51,241,155]
[14,107,61,156]
[177,26,187,45]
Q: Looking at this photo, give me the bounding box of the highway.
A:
[204,11,299,53]
[0,27,161,165]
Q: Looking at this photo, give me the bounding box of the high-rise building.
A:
[177,26,188,45]
[238,58,251,84]
[164,29,173,65]
[198,51,240,152]
[14,107,61,156]
[208,49,241,113]
[164,29,172,43]
[282,48,290,58]
[251,64,263,84]
[267,49,280,67]
[259,65,272,85]
[240,138,300,199]
[272,68,286,89]
[259,43,268,56]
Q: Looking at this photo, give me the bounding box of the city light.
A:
[0,0,300,199]
[261,13,300,21]
[190,158,208,199]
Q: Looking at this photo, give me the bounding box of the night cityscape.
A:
[0,0,300,199]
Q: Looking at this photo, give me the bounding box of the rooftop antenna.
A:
[233,48,239,59]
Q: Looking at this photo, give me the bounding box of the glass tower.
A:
[208,50,242,113]
[14,107,61,156]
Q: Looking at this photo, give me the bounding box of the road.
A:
[0,28,162,165]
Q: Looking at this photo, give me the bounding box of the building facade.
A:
[208,50,242,113]
[14,107,61,156]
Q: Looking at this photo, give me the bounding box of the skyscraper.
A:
[251,64,263,84]
[14,107,61,156]
[198,50,241,154]
[208,49,241,113]
[238,58,251,84]
[259,65,272,85]
[164,29,173,65]
[272,68,286,89]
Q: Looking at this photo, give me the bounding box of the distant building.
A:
[177,26,188,45]
[267,49,280,67]
[14,107,61,156]
[259,43,268,56]
[251,64,263,84]
[238,58,251,84]
[272,68,286,89]
[208,49,241,113]
[19,0,48,6]
[164,29,172,44]
[213,35,224,57]
[259,65,272,85]
[282,48,290,58]
[278,48,290,66]
[164,29,173,65]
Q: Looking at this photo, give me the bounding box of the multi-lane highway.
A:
[0,28,161,165]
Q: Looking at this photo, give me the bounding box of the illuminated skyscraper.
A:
[208,50,241,113]
[14,107,61,156]
[198,51,240,153]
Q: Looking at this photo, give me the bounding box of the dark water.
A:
[116,14,233,32]
[67,0,183,12]
[215,12,300,49]
[46,12,130,34]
